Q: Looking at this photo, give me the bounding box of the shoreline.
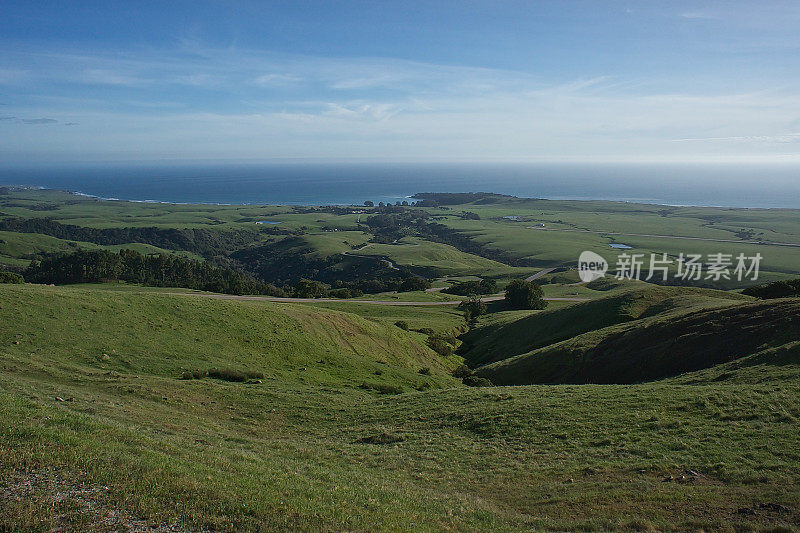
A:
[3,184,799,211]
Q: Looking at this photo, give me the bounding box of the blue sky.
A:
[2,0,800,163]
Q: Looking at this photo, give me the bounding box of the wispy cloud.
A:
[679,11,716,20]
[3,42,800,161]
[21,118,58,124]
[673,133,800,143]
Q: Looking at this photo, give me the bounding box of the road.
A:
[525,267,556,282]
[167,292,590,306]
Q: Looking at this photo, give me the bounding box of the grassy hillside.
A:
[477,297,800,385]
[1,284,799,531]
[460,284,751,367]
[0,284,458,390]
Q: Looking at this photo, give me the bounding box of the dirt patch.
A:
[0,468,191,532]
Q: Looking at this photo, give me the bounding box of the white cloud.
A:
[3,43,800,161]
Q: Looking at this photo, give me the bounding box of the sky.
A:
[2,0,800,163]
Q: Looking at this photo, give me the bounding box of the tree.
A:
[293,278,328,298]
[364,201,374,207]
[399,276,431,292]
[504,279,546,310]
[442,278,496,296]
[459,295,487,326]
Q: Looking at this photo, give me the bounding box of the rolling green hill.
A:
[476,296,800,385]
[460,285,751,367]
[1,284,799,531]
[0,284,458,390]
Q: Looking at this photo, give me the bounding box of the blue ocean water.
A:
[1,161,799,208]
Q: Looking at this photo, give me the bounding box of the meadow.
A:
[2,188,800,531]
[2,284,799,531]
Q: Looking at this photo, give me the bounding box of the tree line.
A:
[0,217,277,257]
[23,249,285,296]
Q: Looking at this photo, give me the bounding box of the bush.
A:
[207,368,264,382]
[452,364,473,379]
[418,367,431,375]
[394,320,410,330]
[463,375,493,387]
[0,271,24,284]
[327,288,353,299]
[416,327,435,336]
[505,279,547,310]
[180,369,206,380]
[427,335,454,356]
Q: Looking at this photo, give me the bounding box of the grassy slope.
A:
[461,284,751,367]
[0,284,799,531]
[0,284,457,389]
[477,296,800,385]
[351,237,537,278]
[0,230,202,268]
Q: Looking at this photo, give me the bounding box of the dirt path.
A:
[166,292,590,306]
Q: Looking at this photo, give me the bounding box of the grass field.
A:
[1,283,799,531]
[2,189,800,531]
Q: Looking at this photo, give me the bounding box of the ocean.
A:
[1,161,799,208]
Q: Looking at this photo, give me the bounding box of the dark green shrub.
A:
[427,336,454,356]
[452,364,473,379]
[0,271,24,284]
[463,375,493,387]
[327,288,353,299]
[418,367,431,375]
[395,320,410,330]
[180,369,206,380]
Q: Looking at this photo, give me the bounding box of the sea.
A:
[1,161,799,209]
